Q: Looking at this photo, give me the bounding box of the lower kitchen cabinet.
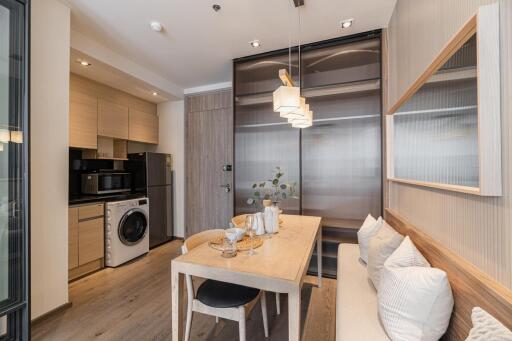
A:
[68,203,105,281]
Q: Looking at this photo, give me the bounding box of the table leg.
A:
[317,229,322,288]
[171,267,184,341]
[288,287,301,341]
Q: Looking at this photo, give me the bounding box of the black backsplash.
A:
[69,149,120,197]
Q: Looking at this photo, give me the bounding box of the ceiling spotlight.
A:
[249,39,261,48]
[340,18,354,29]
[152,91,158,96]
[150,21,163,32]
[212,4,221,12]
[77,59,91,67]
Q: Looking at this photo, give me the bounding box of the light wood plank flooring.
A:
[32,241,336,340]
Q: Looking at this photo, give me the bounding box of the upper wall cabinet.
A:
[386,3,501,196]
[129,109,158,144]
[69,91,98,149]
[98,99,129,139]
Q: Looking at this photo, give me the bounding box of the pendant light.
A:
[272,3,313,128]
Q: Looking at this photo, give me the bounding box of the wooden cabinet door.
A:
[68,207,79,270]
[69,91,98,149]
[129,109,158,144]
[78,217,104,266]
[98,99,129,139]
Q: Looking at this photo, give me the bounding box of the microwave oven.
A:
[81,172,132,195]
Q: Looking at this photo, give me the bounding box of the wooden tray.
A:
[209,235,263,252]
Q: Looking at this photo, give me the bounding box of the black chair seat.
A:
[196,279,260,308]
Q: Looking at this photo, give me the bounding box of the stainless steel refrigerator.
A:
[127,152,174,248]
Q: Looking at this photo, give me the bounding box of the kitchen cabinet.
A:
[69,91,98,149]
[68,203,105,281]
[129,109,159,144]
[98,99,129,139]
[68,207,79,270]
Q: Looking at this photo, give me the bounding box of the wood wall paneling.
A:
[69,91,98,149]
[129,109,159,144]
[386,0,512,289]
[98,99,129,140]
[185,90,233,237]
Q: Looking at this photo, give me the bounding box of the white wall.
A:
[31,0,70,318]
[386,0,512,289]
[156,101,185,238]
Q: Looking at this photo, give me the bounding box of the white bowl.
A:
[225,227,245,241]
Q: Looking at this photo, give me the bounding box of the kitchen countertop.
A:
[69,193,146,206]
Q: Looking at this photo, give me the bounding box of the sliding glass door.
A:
[0,0,30,339]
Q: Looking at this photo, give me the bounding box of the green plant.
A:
[246,166,298,207]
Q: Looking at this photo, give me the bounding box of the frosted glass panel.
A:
[0,4,9,303]
[393,35,478,187]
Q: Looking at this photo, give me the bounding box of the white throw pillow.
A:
[367,222,403,290]
[378,238,454,341]
[357,214,383,263]
[466,307,512,340]
[385,236,430,269]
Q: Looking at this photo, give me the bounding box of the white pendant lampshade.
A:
[0,129,9,143]
[273,86,300,114]
[291,109,313,128]
[284,98,308,119]
[10,131,23,144]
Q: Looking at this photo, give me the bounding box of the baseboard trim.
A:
[31,302,72,325]
[173,236,184,241]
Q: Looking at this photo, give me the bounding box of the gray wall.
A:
[386,0,512,289]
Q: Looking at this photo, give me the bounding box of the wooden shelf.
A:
[322,217,362,230]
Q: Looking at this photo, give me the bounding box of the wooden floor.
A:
[32,241,336,341]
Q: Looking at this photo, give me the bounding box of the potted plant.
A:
[246,166,298,211]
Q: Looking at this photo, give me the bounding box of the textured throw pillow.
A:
[357,214,383,263]
[385,236,430,269]
[378,238,454,341]
[466,307,512,341]
[367,222,403,290]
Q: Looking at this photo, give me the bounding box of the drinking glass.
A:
[245,214,256,255]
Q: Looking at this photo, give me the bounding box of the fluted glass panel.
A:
[393,34,478,187]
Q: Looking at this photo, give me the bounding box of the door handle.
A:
[220,184,231,193]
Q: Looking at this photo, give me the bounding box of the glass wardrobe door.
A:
[0,0,29,339]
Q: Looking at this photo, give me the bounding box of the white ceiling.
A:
[66,0,396,90]
[70,48,174,103]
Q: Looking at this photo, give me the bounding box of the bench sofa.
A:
[336,243,389,340]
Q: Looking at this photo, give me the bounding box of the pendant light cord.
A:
[298,6,302,89]
[288,2,292,77]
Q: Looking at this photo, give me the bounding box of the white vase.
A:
[253,212,266,236]
[264,205,280,234]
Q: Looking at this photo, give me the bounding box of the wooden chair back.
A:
[385,208,512,340]
[182,229,225,298]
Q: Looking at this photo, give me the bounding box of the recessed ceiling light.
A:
[152,91,158,96]
[150,21,163,32]
[249,39,261,48]
[77,59,91,67]
[340,18,354,29]
[212,4,221,12]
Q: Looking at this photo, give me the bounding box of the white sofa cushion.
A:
[466,307,512,340]
[336,244,390,341]
[357,214,383,263]
[367,223,403,290]
[378,238,454,341]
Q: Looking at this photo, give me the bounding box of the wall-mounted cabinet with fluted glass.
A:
[386,4,501,196]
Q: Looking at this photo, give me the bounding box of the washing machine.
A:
[105,198,149,267]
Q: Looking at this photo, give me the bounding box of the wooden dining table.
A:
[171,214,323,341]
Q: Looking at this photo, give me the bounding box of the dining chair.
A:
[231,215,281,315]
[181,229,269,341]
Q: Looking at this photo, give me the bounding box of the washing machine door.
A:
[118,208,148,246]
